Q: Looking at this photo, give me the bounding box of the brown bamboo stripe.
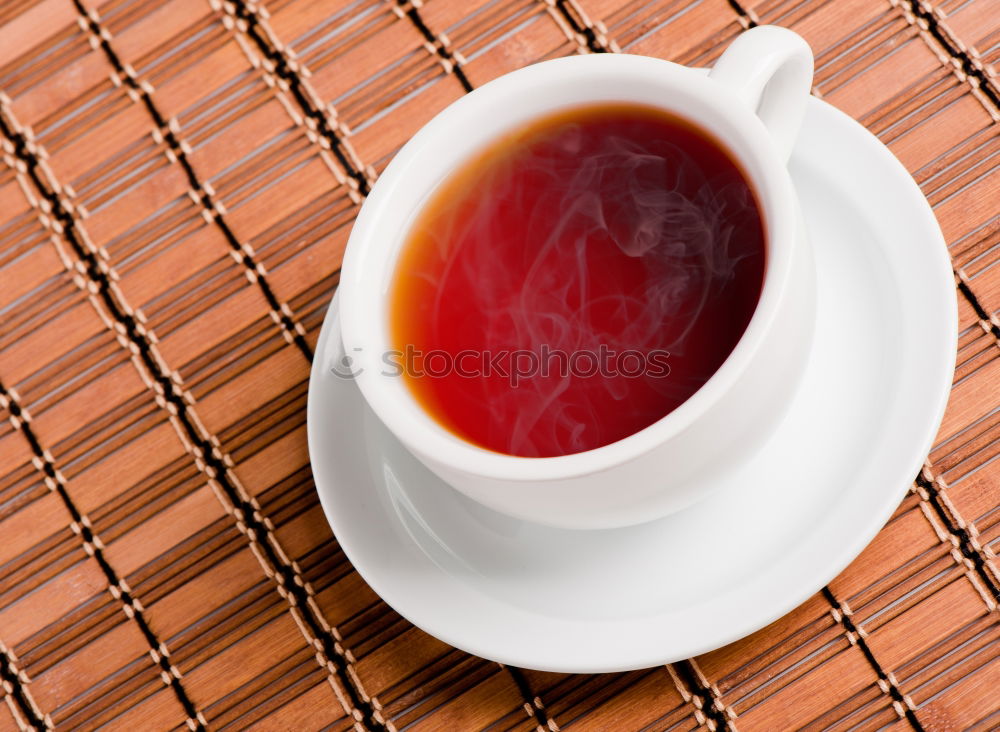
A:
[71,0,315,363]
[1,0,999,728]
[0,153,204,729]
[0,392,200,729]
[3,4,382,728]
[394,0,475,91]
[518,666,712,730]
[257,0,465,175]
[0,84,368,731]
[819,587,924,730]
[910,0,1000,106]
[223,0,375,194]
[64,0,340,356]
[827,497,1000,722]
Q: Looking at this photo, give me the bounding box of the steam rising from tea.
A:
[390,103,765,457]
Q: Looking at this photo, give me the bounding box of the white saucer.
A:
[306,98,956,673]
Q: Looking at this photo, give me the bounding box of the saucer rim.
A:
[306,96,956,672]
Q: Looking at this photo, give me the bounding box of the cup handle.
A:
[709,26,814,163]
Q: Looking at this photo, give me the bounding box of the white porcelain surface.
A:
[307,96,955,673]
[338,29,817,528]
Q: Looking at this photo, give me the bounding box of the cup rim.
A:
[339,53,798,481]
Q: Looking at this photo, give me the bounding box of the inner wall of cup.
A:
[356,60,788,453]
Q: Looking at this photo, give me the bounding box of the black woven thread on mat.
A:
[227,1,372,196]
[958,280,1000,342]
[902,0,1000,111]
[396,1,474,92]
[52,20,379,722]
[673,660,731,731]
[503,665,552,729]
[916,473,1000,602]
[1,96,381,731]
[724,0,756,26]
[72,4,382,716]
[71,1,313,363]
[0,380,203,731]
[553,0,610,53]
[820,587,924,731]
[0,635,46,729]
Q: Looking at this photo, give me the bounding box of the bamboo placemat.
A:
[0,0,998,729]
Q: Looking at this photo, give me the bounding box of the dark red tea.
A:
[389,103,765,457]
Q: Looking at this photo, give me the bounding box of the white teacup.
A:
[338,26,816,529]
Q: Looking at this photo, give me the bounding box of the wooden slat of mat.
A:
[88,0,360,325]
[62,1,318,356]
[519,668,711,729]
[6,2,411,727]
[262,0,468,175]
[0,692,25,732]
[0,3,313,373]
[358,645,542,730]
[0,433,78,731]
[829,501,999,725]
[567,0,749,62]
[0,408,189,730]
[917,0,1000,86]
[418,0,580,85]
[696,594,898,730]
[0,147,349,728]
[0,0,997,730]
[1,4,416,728]
[0,6,365,728]
[265,0,446,129]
